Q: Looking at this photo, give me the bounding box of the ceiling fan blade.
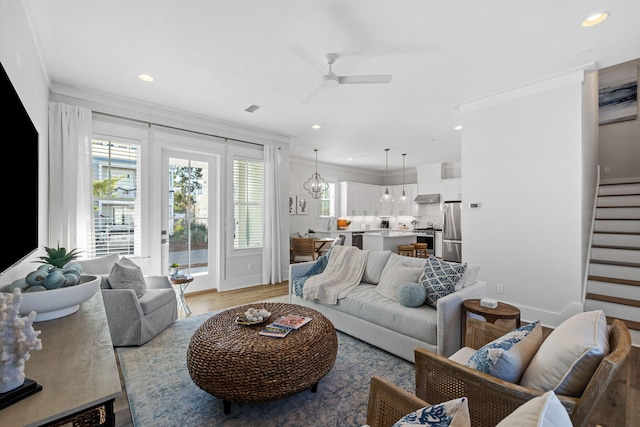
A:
[302,83,327,104]
[339,75,393,84]
[290,44,328,76]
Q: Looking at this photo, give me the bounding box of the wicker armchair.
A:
[414,317,631,427]
[291,237,316,263]
[365,375,429,427]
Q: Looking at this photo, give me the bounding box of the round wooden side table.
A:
[169,275,193,316]
[461,299,521,344]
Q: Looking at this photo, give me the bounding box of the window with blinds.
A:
[91,138,140,257]
[233,158,263,249]
[320,182,336,217]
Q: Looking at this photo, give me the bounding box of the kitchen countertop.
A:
[314,228,442,234]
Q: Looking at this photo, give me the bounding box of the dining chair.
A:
[291,237,316,263]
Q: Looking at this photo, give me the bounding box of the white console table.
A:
[0,291,121,426]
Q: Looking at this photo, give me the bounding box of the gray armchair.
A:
[76,254,178,346]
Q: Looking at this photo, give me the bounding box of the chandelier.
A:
[398,153,409,203]
[380,148,394,203]
[303,149,328,199]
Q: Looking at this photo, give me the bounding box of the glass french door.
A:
[165,154,212,276]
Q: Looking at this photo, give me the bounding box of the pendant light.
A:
[304,148,328,199]
[380,148,394,203]
[398,153,409,203]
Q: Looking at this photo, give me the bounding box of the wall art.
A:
[296,195,309,215]
[599,64,638,125]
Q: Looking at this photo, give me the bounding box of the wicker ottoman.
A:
[187,302,338,413]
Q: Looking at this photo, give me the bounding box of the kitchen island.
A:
[362,232,418,253]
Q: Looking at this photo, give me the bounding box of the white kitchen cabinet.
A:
[392,184,410,216]
[379,185,394,216]
[442,178,462,201]
[340,182,381,216]
[435,230,443,257]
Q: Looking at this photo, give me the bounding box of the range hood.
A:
[414,193,441,204]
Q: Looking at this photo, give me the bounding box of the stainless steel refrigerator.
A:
[443,201,462,262]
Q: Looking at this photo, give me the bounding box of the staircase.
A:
[585,179,640,345]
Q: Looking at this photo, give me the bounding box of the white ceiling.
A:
[24,0,640,173]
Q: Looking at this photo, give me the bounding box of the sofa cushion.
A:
[392,397,470,427]
[108,257,147,298]
[455,264,480,290]
[495,391,572,427]
[76,253,120,274]
[519,310,609,397]
[377,265,423,302]
[465,321,543,383]
[421,257,466,308]
[397,282,427,307]
[138,288,177,315]
[362,250,392,284]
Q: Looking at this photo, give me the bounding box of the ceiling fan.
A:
[290,44,392,103]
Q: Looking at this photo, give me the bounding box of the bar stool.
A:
[412,242,428,258]
[397,244,416,257]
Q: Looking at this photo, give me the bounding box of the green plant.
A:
[36,244,81,268]
[170,263,180,268]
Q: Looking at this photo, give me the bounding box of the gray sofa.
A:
[289,250,486,362]
[76,254,178,346]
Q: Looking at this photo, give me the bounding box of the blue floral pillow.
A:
[465,321,543,383]
[392,397,470,427]
[292,248,331,296]
[420,256,466,308]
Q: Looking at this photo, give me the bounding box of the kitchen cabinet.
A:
[340,182,382,216]
[442,178,462,201]
[393,184,412,216]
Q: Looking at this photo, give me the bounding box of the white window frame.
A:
[231,156,264,252]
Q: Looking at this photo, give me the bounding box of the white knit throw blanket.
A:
[303,245,369,305]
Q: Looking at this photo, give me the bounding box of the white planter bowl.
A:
[0,275,100,322]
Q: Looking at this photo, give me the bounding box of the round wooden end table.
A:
[169,275,193,316]
[461,299,521,343]
[187,302,338,414]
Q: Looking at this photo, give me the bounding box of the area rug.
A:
[117,305,416,427]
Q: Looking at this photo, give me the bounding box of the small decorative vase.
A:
[170,267,178,276]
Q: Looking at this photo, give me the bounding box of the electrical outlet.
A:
[496,283,504,294]
[248,263,252,271]
[603,166,610,174]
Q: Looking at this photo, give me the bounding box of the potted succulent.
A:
[170,263,180,276]
[10,245,83,292]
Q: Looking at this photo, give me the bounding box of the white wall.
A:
[598,58,640,181]
[0,1,51,282]
[459,67,597,327]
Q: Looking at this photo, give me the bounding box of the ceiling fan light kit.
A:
[290,44,392,103]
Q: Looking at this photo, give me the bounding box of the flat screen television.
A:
[0,62,39,276]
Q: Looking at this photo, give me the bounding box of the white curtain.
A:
[48,102,93,255]
[262,145,283,284]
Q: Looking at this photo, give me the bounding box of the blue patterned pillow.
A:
[292,249,331,297]
[420,256,466,308]
[392,397,470,427]
[465,321,543,383]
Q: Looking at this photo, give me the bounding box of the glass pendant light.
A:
[303,148,328,199]
[380,148,394,203]
[398,153,409,203]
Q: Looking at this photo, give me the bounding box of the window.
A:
[233,158,263,249]
[92,138,140,257]
[320,182,336,217]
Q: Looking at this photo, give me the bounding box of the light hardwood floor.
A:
[113,281,289,427]
[112,281,639,427]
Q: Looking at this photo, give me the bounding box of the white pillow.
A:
[376,265,423,302]
[465,321,543,383]
[495,391,572,427]
[519,310,609,397]
[392,397,470,427]
[108,257,147,298]
[455,264,479,290]
[362,250,392,284]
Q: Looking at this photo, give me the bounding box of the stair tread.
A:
[596,205,640,208]
[588,275,640,287]
[605,316,640,332]
[593,231,640,235]
[590,259,640,268]
[592,244,640,251]
[586,292,640,308]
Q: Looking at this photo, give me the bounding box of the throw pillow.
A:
[455,264,479,290]
[421,257,466,308]
[465,321,543,383]
[76,253,120,274]
[397,282,427,307]
[292,250,331,297]
[495,391,572,427]
[376,265,423,302]
[392,397,470,427]
[519,310,609,397]
[361,250,392,284]
[108,257,147,298]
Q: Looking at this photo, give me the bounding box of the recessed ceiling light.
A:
[138,74,154,82]
[347,157,353,161]
[454,125,462,130]
[311,124,321,129]
[582,12,609,27]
